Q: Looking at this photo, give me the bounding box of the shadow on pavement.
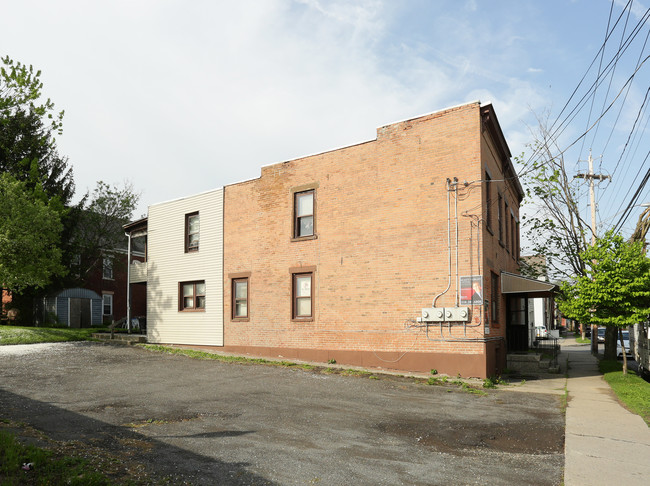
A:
[0,388,274,485]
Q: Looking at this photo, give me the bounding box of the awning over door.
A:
[501,271,558,298]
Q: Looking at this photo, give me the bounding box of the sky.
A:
[1,0,649,245]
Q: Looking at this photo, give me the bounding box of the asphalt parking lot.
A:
[0,342,564,485]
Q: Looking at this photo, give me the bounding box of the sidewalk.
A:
[563,341,650,485]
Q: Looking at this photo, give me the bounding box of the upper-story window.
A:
[294,190,314,238]
[185,212,199,252]
[511,213,516,258]
[504,202,510,253]
[485,173,492,231]
[497,194,503,244]
[102,256,113,280]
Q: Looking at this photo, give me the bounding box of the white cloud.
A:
[0,0,590,217]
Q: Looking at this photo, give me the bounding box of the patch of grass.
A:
[0,325,105,345]
[340,369,372,377]
[426,376,487,395]
[575,336,590,344]
[599,359,650,426]
[482,376,500,389]
[0,429,110,485]
[142,345,273,365]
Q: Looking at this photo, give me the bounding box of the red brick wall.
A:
[83,253,145,322]
[223,102,520,378]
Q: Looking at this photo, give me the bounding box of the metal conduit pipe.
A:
[454,178,459,307]
[424,322,503,342]
[433,178,453,307]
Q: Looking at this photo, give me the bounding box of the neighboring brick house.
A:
[125,101,554,378]
[34,242,145,327]
[81,249,146,324]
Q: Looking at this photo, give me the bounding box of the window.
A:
[485,173,492,230]
[185,212,199,252]
[102,257,113,280]
[491,272,499,324]
[179,281,205,311]
[504,202,510,253]
[102,293,113,316]
[515,220,520,260]
[510,213,517,258]
[232,278,249,319]
[292,272,313,319]
[294,190,314,238]
[497,194,503,243]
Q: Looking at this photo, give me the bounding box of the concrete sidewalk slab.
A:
[563,343,650,486]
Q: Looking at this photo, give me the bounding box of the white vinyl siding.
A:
[146,188,224,345]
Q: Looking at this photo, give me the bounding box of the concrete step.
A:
[507,353,561,374]
[92,333,146,345]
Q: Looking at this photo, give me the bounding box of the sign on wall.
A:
[460,275,483,305]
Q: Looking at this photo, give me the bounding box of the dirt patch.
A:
[376,418,564,455]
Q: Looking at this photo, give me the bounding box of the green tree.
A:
[1,55,77,322]
[517,113,591,282]
[0,173,65,293]
[0,56,74,204]
[71,181,140,282]
[558,231,650,373]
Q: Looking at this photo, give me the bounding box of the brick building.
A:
[126,101,553,378]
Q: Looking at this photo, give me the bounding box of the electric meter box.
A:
[447,306,470,322]
[421,307,470,322]
[421,308,445,322]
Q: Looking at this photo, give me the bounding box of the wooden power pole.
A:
[575,150,610,354]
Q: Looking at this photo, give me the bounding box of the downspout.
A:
[126,232,131,334]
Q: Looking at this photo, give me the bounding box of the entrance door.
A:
[69,298,91,328]
[506,296,529,352]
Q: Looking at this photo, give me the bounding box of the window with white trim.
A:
[102,293,113,316]
[103,256,113,280]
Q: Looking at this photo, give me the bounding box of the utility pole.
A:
[575,150,610,354]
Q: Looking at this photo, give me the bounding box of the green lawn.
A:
[0,325,104,345]
[599,359,650,426]
[0,427,111,485]
[574,333,591,344]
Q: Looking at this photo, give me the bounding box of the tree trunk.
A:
[591,324,599,355]
[604,326,617,360]
[619,327,628,375]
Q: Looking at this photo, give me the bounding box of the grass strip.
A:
[141,344,318,372]
[0,326,104,345]
[599,359,650,426]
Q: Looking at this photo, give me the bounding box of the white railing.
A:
[129,260,147,283]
